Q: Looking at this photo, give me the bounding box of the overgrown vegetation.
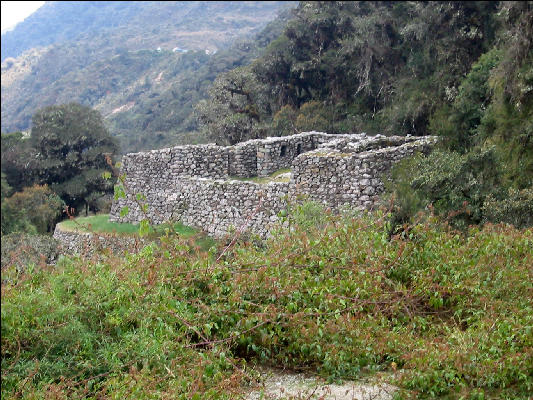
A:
[2,207,532,399]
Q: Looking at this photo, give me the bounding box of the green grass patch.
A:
[58,214,139,234]
[3,208,532,399]
[230,167,291,184]
[57,214,214,251]
[58,214,197,237]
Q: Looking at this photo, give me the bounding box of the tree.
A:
[1,172,12,201]
[1,184,64,235]
[196,66,270,145]
[0,132,36,193]
[30,103,118,215]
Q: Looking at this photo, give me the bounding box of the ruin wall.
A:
[109,132,438,238]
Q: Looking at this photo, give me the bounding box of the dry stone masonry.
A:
[53,225,151,258]
[109,132,437,238]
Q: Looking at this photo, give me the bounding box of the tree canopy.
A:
[29,103,118,214]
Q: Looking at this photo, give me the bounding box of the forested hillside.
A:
[199,1,530,141]
[1,1,294,152]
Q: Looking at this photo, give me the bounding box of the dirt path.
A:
[245,367,396,400]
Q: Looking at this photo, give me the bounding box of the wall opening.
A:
[296,143,302,155]
[280,144,287,157]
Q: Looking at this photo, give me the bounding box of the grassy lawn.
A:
[58,214,198,237]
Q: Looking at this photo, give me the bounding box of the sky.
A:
[1,1,45,32]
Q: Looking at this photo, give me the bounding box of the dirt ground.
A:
[245,366,396,400]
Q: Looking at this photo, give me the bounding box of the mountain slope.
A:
[1,1,287,61]
[1,1,294,152]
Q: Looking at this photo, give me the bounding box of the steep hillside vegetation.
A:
[199,1,505,140]
[1,1,288,61]
[1,1,294,152]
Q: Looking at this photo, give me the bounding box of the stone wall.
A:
[171,179,289,238]
[110,131,353,224]
[121,144,230,184]
[229,141,258,177]
[53,225,151,257]
[109,132,438,238]
[254,132,366,176]
[291,136,437,210]
[256,134,316,176]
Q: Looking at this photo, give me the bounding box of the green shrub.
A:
[1,184,64,235]
[483,187,533,228]
[387,148,502,230]
[271,105,298,136]
[289,200,329,230]
[295,101,331,132]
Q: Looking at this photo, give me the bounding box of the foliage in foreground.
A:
[1,210,532,399]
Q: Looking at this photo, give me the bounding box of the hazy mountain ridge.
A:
[1,1,294,152]
[1,1,286,60]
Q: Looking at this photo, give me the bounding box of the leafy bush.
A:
[483,187,533,228]
[1,184,64,235]
[2,212,532,399]
[285,199,330,230]
[294,101,331,133]
[270,104,297,136]
[387,148,502,229]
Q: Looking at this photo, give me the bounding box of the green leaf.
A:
[139,219,150,237]
[114,184,126,200]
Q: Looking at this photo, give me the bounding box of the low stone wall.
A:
[53,225,150,258]
[112,178,289,238]
[170,178,289,238]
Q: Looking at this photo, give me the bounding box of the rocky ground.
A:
[245,367,396,400]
